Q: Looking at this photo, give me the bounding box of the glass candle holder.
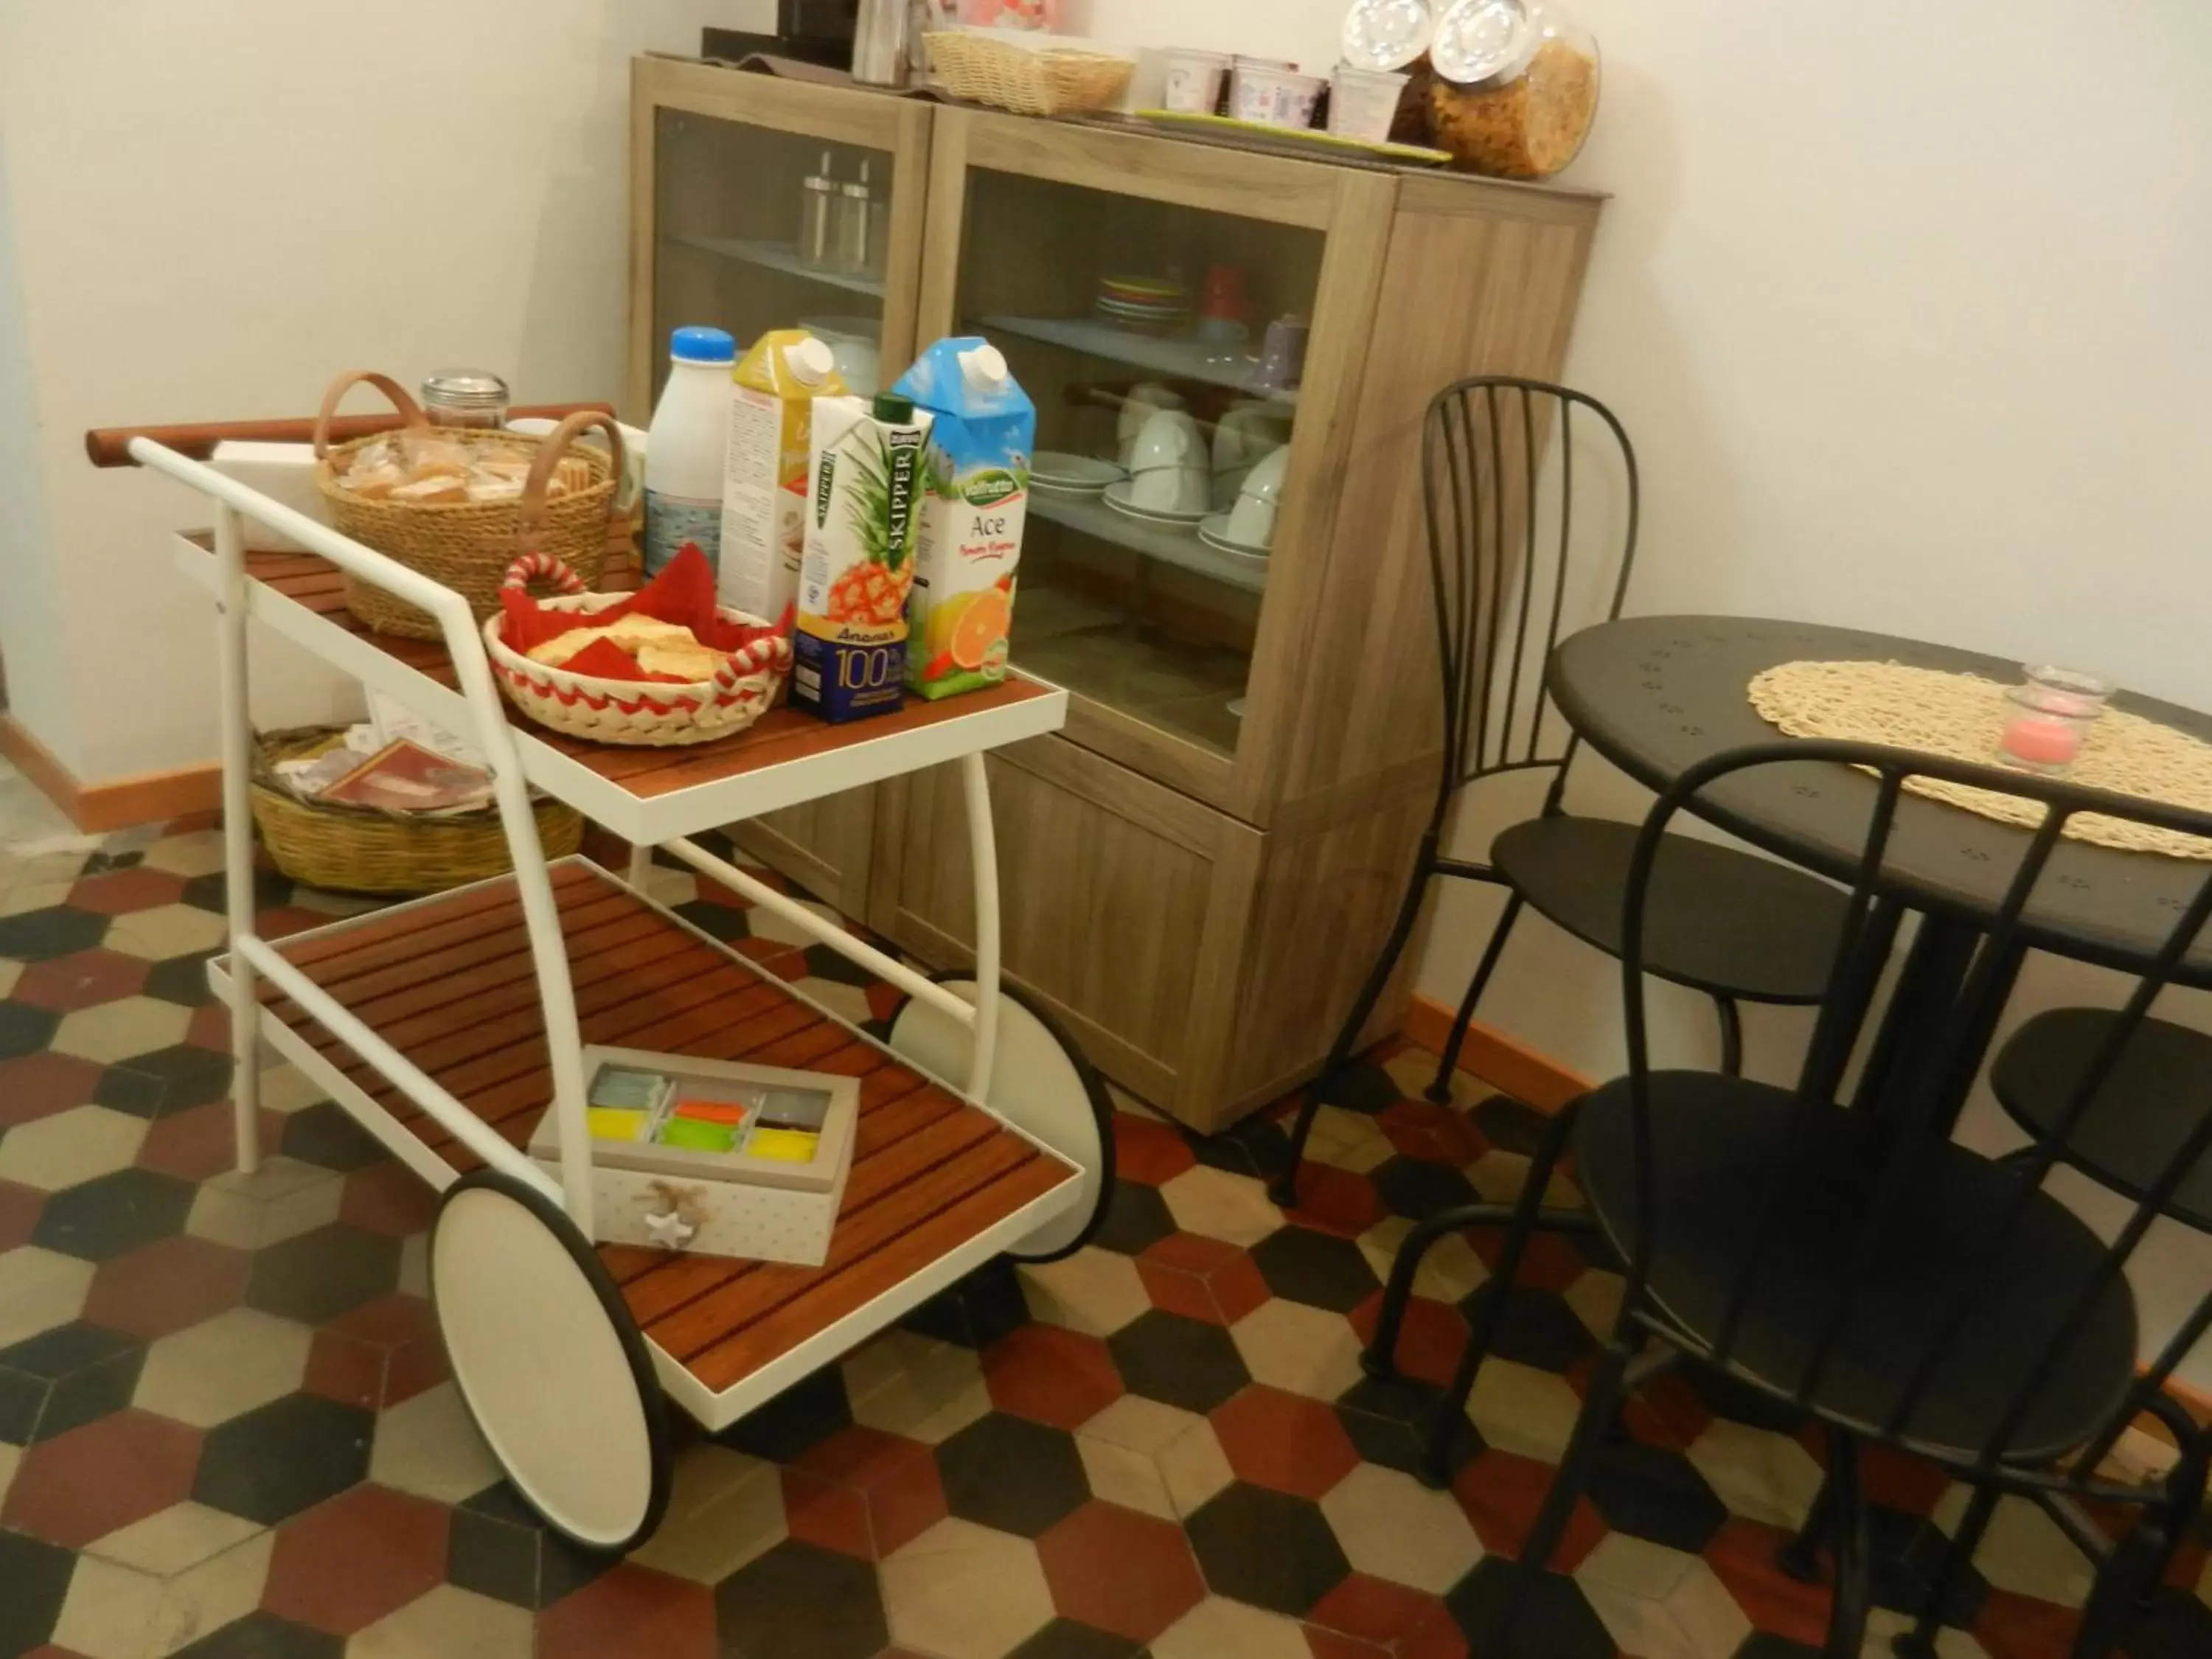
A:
[1996,664,2114,775]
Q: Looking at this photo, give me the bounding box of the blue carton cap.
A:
[670,325,737,364]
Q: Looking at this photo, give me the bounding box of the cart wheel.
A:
[886,973,1116,1263]
[429,1171,672,1552]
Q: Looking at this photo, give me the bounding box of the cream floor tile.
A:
[1106,1083,1169,1123]
[1078,1394,1203,1455]
[1382,1048,1496,1110]
[1018,1247,1150,1337]
[288,888,384,919]
[1159,1165,1284,1249]
[349,1584,533,1659]
[1683,1419,1825,1530]
[742,897,851,950]
[629,1445,787,1585]
[142,831,227,879]
[1307,1106,1395,1175]
[0,1440,20,1511]
[1573,1533,1697,1601]
[1655,1557,1754,1658]
[0,1245,96,1346]
[1463,1357,1585,1464]
[1562,1266,1624,1340]
[0,958,20,999]
[1863,1607,1990,1658]
[1075,1433,1175,1519]
[0,1104,147,1192]
[1229,1298,1366,1400]
[1155,1416,1234,1517]
[1467,1148,1581,1208]
[51,998,193,1064]
[397,1231,428,1299]
[1318,1463,1484,1593]
[799,978,876,1028]
[256,1064,330,1116]
[1579,1582,1705,1659]
[107,905,230,962]
[0,874,78,917]
[368,1382,501,1503]
[1357,1215,1488,1304]
[186,1158,344,1249]
[135,1309,313,1428]
[1150,1597,1312,1659]
[844,1332,992,1444]
[86,1503,265,1579]
[1930,1487,2095,1607]
[881,1517,1054,1659]
[55,1528,274,1659]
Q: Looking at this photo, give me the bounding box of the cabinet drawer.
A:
[871,734,1259,1113]
[730,788,877,919]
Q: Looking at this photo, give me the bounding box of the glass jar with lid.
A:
[1427,0,1598,180]
[420,368,511,430]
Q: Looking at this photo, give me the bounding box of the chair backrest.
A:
[1422,376,1638,801]
[1613,738,2212,1483]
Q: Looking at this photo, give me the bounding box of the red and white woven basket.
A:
[481,552,790,747]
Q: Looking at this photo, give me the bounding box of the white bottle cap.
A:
[787,335,835,386]
[959,343,1009,389]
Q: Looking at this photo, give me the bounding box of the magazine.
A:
[317,738,494,815]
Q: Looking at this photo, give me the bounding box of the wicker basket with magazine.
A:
[313,371,623,640]
[251,725,583,896]
[924,30,1135,115]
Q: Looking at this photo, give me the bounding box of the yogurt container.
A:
[1230,63,1327,128]
[1329,63,1411,142]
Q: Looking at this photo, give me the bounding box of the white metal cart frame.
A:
[117,434,1113,1549]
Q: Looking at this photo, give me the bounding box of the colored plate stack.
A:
[1095,273,1191,333]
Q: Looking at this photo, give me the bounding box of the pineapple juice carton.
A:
[718,330,844,628]
[792,392,933,722]
[892,339,1034,700]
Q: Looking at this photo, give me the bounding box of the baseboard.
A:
[1405,992,1594,1112]
[0,715,220,833]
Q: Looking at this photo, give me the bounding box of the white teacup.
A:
[1127,408,1201,474]
[1117,384,1186,465]
[1225,444,1290,547]
[1130,464,1211,515]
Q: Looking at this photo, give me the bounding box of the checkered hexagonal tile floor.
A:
[1,782,2208,1658]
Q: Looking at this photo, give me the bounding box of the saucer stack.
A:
[1095,274,1191,333]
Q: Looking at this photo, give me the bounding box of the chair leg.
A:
[1270,848,1434,1210]
[1426,893,1526,1104]
[1778,1472,1833,1583]
[1826,1428,1871,1659]
[1893,1483,1998,1658]
[2143,1422,2211,1608]
[1714,995,1745,1077]
[1485,1337,1638,1655]
[1416,1105,1578,1486]
[2071,1523,2165,1659]
[1361,1200,1514,1382]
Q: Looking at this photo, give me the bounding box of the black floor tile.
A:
[1184,1481,1350,1616]
[0,1000,60,1060]
[1249,1225,1382,1313]
[124,1044,238,1114]
[245,1225,402,1324]
[192,1392,375,1523]
[0,904,108,962]
[936,1411,1090,1537]
[1866,1504,1986,1629]
[672,898,751,945]
[714,1362,851,1462]
[714,1538,888,1659]
[31,1167,196,1261]
[1445,1557,1614,1659]
[277,1102,390,1172]
[1192,1116,1290,1181]
[0,1364,46,1444]
[1471,1096,1554,1156]
[1091,1181,1176,1257]
[181,870,292,917]
[169,1612,344,1658]
[0,1528,74,1655]
[142,950,223,1008]
[34,1347,147,1441]
[2126,1586,2212,1659]
[1731,1635,1821,1659]
[93,1062,172,1117]
[1107,1310,1251,1414]
[1007,1618,1143,1659]
[447,1488,543,1610]
[1470,1283,1596,1373]
[1318,1058,1406,1116]
[0,1318,140,1379]
[1584,1436,1730,1554]
[1371,1155,1480,1220]
[902,1257,1029,1349]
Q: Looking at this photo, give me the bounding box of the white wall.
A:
[0,0,759,779]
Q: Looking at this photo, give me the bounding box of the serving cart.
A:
[91,412,1115,1552]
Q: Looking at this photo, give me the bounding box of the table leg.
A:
[1851,913,2020,1135]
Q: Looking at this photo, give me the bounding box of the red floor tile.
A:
[793,1425,932,1489]
[10,949,150,1012]
[783,1468,874,1559]
[1282,1164,1385,1239]
[1348,1292,1469,1388]
[1137,1259,1222,1325]
[338,1162,440,1238]
[1452,1449,1607,1575]
[0,1052,104,1128]
[863,1442,948,1557]
[262,1485,451,1635]
[300,1330,385,1411]
[539,1563,717,1659]
[327,1293,436,1350]
[1511,1231,1592,1295]
[0,1179,41,1251]
[380,1336,448,1406]
[1377,1099,1487,1166]
[1703,1517,1834,1649]
[1974,1587,2082,1659]
[136,1101,264,1183]
[66,868,187,916]
[1211,1386,1362,1498]
[1303,1628,1391,1659]
[1308,1573,1455,1646]
[184,1002,232,1051]
[984,1324,1124,1428]
[83,1235,253,1340]
[1114,1115,1197,1186]
[1037,1500,1206,1643]
[1396,1614,1472,1659]
[1,1411,203,1548]
[1854,1440,1950,1516]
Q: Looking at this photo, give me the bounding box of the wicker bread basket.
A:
[251,726,582,896]
[924,31,1135,115]
[313,371,622,640]
[484,552,791,748]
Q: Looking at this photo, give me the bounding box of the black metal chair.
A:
[1270,377,1851,1209]
[1366,739,2212,1659]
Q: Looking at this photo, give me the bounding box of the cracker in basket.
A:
[344,462,406,500]
[465,474,524,504]
[400,433,472,478]
[390,474,468,504]
[638,641,728,681]
[600,613,695,648]
[524,627,607,668]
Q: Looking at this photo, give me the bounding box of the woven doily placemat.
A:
[1747,660,2212,860]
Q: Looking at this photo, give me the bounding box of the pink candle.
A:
[2001,714,2083,767]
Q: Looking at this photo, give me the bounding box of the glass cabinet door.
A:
[945,168,1326,762]
[651,110,897,403]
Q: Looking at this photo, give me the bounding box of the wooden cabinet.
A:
[630,58,1603,1129]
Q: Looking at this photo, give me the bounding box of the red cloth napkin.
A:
[497,543,788,681]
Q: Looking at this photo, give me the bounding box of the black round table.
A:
[1548,615,2212,1116]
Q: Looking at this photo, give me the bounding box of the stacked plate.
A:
[1095,274,1191,332]
[1197,514,1271,577]
[1032,451,1126,496]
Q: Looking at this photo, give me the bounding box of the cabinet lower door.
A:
[730,789,877,920]
[869,736,1260,1122]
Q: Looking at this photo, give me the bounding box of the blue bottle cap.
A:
[670,325,736,364]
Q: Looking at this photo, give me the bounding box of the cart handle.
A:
[83,403,616,468]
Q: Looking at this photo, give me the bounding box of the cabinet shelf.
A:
[976,314,1296,404]
[669,232,887,301]
[1029,488,1270,594]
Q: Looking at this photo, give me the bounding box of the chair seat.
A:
[1491,815,1848,1004]
[1571,1071,2138,1464]
[1992,1009,2212,1234]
